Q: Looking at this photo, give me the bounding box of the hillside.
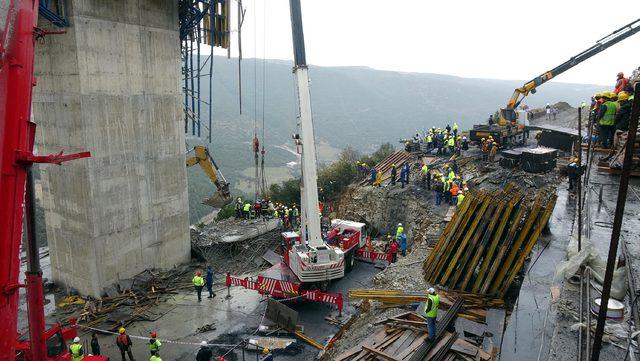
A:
[187,57,604,222]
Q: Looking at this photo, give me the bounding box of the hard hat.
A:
[392,163,395,167]
[427,287,436,294]
[150,331,157,338]
[216,357,226,361]
[263,348,270,354]
[458,190,463,194]
[201,341,208,346]
[196,271,202,276]
[398,223,402,226]
[493,142,497,145]
[119,327,126,334]
[73,337,81,343]
[481,138,485,141]
[618,92,629,101]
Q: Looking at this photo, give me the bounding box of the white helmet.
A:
[398,223,402,226]
[73,337,81,343]
[427,287,436,294]
[201,341,207,346]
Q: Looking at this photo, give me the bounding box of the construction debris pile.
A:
[598,129,640,171]
[191,218,281,274]
[54,266,197,332]
[424,184,557,298]
[331,299,498,361]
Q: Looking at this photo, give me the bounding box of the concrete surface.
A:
[33,0,190,297]
[80,262,380,361]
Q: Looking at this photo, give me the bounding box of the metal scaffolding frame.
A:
[179,0,230,143]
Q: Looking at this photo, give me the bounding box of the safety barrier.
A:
[355,248,393,263]
[226,273,343,314]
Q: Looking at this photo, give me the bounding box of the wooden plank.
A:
[479,203,528,294]
[488,194,543,295]
[459,196,508,291]
[440,194,491,285]
[334,346,365,361]
[449,198,501,288]
[396,334,428,360]
[482,308,505,355]
[454,317,487,338]
[451,338,479,357]
[472,193,521,293]
[423,332,458,361]
[384,330,415,356]
[362,345,401,361]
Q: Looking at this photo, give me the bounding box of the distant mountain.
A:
[187,57,603,222]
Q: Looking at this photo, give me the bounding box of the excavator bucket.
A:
[202,191,232,208]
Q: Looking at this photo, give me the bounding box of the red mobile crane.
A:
[1,2,103,360]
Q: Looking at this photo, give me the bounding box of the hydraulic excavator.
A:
[186,145,232,208]
[470,18,640,145]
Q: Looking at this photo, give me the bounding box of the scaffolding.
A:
[179,0,230,143]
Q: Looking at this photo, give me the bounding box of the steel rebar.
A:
[591,82,640,361]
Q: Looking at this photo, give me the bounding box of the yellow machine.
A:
[186,145,232,208]
[498,18,640,125]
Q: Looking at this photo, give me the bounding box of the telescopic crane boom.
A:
[499,18,640,125]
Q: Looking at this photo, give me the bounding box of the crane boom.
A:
[289,0,323,247]
[500,18,640,124]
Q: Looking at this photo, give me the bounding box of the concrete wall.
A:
[33,0,190,297]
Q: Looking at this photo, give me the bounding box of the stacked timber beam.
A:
[333,299,493,361]
[349,289,502,322]
[424,184,558,298]
[359,150,414,185]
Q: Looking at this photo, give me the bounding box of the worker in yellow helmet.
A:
[116,328,135,361]
[261,348,274,361]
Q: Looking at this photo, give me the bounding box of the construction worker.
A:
[433,174,444,206]
[291,206,299,228]
[452,122,458,137]
[423,288,440,343]
[90,332,101,356]
[489,142,498,162]
[421,163,429,189]
[447,167,455,181]
[403,163,410,184]
[261,348,274,361]
[457,190,465,207]
[616,91,632,132]
[242,202,251,219]
[426,133,433,151]
[235,198,243,218]
[149,331,162,355]
[450,182,459,206]
[193,271,205,302]
[69,336,84,361]
[461,136,468,151]
[447,135,455,152]
[597,93,618,148]
[395,223,404,240]
[399,164,408,188]
[399,232,407,257]
[614,72,629,94]
[374,169,383,187]
[369,166,377,185]
[389,238,398,263]
[196,341,213,361]
[390,164,397,185]
[481,138,488,161]
[205,266,215,298]
[116,328,135,361]
[150,350,162,361]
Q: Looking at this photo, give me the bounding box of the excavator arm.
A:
[186,145,232,207]
[499,18,640,125]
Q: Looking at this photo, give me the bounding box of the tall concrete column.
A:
[33,0,190,297]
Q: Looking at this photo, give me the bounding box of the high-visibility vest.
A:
[421,165,428,174]
[424,294,440,318]
[448,138,455,147]
[69,343,83,361]
[457,194,465,206]
[192,275,204,286]
[453,123,458,131]
[395,226,404,238]
[448,171,455,180]
[150,356,163,361]
[600,101,617,126]
[243,203,251,212]
[149,339,162,352]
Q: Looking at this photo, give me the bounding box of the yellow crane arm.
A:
[186,145,231,207]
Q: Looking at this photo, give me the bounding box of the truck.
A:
[326,219,392,271]
[1,1,108,360]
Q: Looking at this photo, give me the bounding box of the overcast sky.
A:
[210,0,640,86]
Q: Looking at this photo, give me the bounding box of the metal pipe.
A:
[25,167,47,361]
[197,22,202,138]
[190,37,196,136]
[591,82,640,361]
[586,267,591,361]
[578,267,584,360]
[578,106,583,251]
